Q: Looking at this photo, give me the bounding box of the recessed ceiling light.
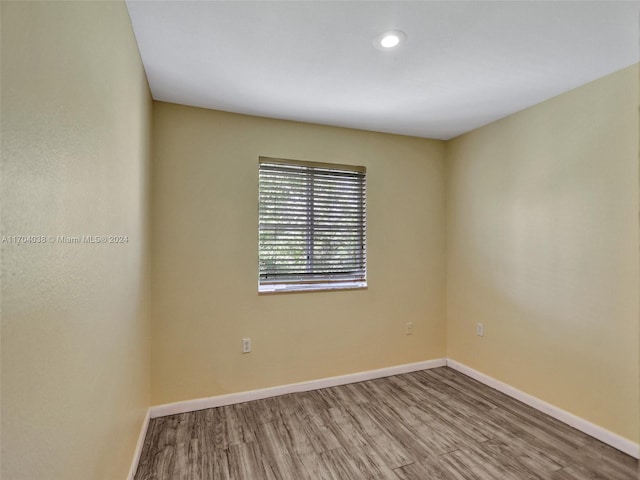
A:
[381,34,400,48]
[373,30,406,51]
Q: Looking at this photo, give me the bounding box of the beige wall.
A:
[1,2,152,479]
[151,103,446,405]
[445,64,640,442]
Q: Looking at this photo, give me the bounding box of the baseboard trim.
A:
[127,409,150,480]
[446,359,640,459]
[145,357,638,460]
[149,358,446,418]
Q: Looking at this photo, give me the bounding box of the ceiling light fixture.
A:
[381,34,400,48]
[373,30,406,50]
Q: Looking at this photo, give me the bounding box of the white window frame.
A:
[258,157,367,293]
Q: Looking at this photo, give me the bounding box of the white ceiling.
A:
[126,1,640,140]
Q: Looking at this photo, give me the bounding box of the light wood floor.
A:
[134,367,637,479]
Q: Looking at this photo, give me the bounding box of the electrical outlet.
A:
[476,323,484,337]
[242,337,251,353]
[405,322,413,335]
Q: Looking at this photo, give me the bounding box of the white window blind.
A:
[259,157,367,292]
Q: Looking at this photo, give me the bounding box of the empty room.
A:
[1,1,639,479]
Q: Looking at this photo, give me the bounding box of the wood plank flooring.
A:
[134,367,638,479]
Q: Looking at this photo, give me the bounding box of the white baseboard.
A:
[149,358,446,418]
[446,359,640,459]
[141,357,638,464]
[127,409,150,480]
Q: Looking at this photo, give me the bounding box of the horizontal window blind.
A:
[259,157,366,289]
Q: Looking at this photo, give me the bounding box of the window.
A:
[259,157,367,293]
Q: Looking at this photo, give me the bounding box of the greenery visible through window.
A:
[258,157,367,293]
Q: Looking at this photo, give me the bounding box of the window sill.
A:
[258,281,367,295]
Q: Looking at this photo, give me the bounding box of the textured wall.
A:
[1,2,152,479]
[150,103,446,405]
[445,64,639,442]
